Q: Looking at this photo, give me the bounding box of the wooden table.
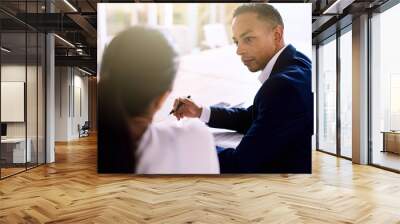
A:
[1,138,32,164]
[381,131,400,154]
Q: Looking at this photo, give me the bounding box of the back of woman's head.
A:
[98,26,178,173]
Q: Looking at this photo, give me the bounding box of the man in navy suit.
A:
[173,4,313,173]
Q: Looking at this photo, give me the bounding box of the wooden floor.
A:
[373,151,400,171]
[1,163,44,178]
[1,167,26,178]
[1,135,400,223]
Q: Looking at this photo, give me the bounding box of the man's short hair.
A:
[233,3,284,28]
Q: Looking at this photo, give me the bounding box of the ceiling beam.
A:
[55,55,96,71]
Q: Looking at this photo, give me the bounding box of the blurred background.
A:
[98,3,311,62]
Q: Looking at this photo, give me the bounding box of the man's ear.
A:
[274,25,284,43]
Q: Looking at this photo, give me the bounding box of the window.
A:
[340,29,352,158]
[318,37,337,154]
[173,4,187,25]
[371,3,400,171]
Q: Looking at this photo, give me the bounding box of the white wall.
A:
[1,66,26,132]
[55,67,89,141]
[72,73,89,138]
[55,67,69,141]
[46,31,56,163]
[1,64,46,164]
[1,65,34,138]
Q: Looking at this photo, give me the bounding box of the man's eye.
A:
[234,41,238,46]
[244,37,253,43]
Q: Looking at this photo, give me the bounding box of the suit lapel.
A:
[252,45,297,119]
[270,44,296,77]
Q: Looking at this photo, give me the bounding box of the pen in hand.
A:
[170,95,191,115]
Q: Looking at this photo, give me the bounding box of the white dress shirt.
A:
[135,119,220,174]
[199,45,288,123]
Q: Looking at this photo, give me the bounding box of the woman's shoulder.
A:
[141,119,219,174]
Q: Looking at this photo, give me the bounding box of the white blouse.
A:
[135,119,220,174]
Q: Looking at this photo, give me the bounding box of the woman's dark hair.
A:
[98,26,178,173]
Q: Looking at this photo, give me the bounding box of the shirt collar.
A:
[258,45,287,84]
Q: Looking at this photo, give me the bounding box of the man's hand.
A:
[172,97,202,120]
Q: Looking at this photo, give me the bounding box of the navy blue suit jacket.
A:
[208,45,313,173]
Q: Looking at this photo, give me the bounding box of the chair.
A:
[78,121,90,138]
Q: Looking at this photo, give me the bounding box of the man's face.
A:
[232,12,281,72]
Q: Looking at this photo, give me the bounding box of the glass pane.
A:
[27,31,38,169]
[340,30,352,158]
[318,38,337,154]
[371,4,400,171]
[26,0,39,170]
[1,30,28,177]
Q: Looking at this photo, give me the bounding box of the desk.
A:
[382,131,400,154]
[1,138,32,164]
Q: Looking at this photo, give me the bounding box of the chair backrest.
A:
[82,121,90,129]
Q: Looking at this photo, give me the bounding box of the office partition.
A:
[0,0,47,179]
